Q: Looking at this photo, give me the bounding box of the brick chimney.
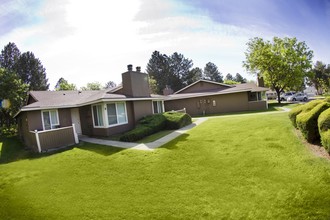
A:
[122,64,150,97]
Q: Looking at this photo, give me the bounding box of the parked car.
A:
[266,91,277,100]
[280,92,296,101]
[287,93,308,102]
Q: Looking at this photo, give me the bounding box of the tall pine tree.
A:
[204,62,223,82]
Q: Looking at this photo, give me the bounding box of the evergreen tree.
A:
[185,67,203,85]
[204,62,223,82]
[169,52,193,91]
[15,52,49,91]
[0,42,21,72]
[225,73,234,81]
[234,73,247,83]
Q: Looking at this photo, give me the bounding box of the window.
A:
[92,102,128,127]
[107,103,127,126]
[42,110,59,130]
[92,105,104,127]
[153,101,164,114]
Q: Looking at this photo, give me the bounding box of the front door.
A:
[71,108,82,134]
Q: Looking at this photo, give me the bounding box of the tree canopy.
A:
[146,51,193,93]
[307,61,330,95]
[81,82,102,90]
[0,68,28,126]
[203,62,223,83]
[55,77,77,91]
[243,37,313,103]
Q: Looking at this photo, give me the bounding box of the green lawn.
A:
[1,113,330,219]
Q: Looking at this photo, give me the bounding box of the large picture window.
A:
[107,102,127,126]
[92,102,128,128]
[42,110,59,130]
[153,101,164,114]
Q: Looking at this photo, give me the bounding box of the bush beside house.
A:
[120,112,192,142]
[163,112,192,129]
[318,108,330,152]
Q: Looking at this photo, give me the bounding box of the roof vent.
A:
[136,66,141,72]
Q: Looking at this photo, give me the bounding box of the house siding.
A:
[165,92,250,116]
[132,100,153,122]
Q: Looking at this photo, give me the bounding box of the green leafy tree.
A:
[55,77,77,91]
[224,79,240,85]
[0,42,21,72]
[0,68,28,127]
[148,76,158,94]
[15,51,49,91]
[243,37,313,103]
[81,82,102,90]
[104,81,117,89]
[203,62,223,82]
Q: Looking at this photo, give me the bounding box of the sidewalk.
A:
[79,117,208,151]
[79,108,290,151]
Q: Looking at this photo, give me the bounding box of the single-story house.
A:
[164,80,268,116]
[16,65,164,152]
[16,65,268,152]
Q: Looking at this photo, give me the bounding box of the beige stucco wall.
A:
[132,100,153,122]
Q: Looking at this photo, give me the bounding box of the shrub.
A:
[289,99,323,128]
[163,112,192,130]
[296,102,330,143]
[119,114,166,142]
[318,108,330,152]
[0,125,18,137]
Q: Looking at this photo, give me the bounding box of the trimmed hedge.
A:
[318,108,330,152]
[119,114,166,142]
[296,102,330,143]
[163,112,192,130]
[119,112,192,142]
[289,99,323,128]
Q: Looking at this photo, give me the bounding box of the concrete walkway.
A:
[79,108,290,151]
[79,117,208,151]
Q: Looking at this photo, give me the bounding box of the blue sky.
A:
[0,0,329,89]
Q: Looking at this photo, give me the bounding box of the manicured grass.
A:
[136,130,174,143]
[1,113,330,219]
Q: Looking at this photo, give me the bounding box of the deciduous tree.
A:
[243,37,313,103]
[55,77,77,91]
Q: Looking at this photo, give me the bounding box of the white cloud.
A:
[1,0,263,90]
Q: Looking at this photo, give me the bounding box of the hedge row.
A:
[288,99,323,128]
[318,108,330,152]
[119,112,192,142]
[119,114,166,142]
[289,98,330,151]
[163,112,192,129]
[296,102,330,143]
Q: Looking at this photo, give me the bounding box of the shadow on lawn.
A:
[77,142,125,156]
[160,133,190,150]
[0,136,76,164]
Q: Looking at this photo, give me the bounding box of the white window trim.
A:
[92,102,128,128]
[152,100,164,114]
[41,109,59,130]
[91,104,106,128]
[106,102,128,127]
